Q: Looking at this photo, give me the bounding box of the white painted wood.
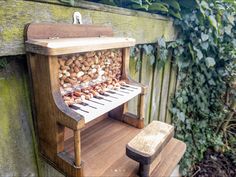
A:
[71,84,141,123]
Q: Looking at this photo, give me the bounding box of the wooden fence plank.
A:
[149,60,164,122]
[159,56,172,122]
[140,51,154,125]
[128,52,141,115]
[165,61,177,123]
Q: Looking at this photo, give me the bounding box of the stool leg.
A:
[139,163,150,177]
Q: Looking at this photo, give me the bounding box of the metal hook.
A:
[73,12,82,24]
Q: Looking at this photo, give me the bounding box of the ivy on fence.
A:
[167,1,236,175]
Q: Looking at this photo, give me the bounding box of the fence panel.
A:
[128,47,178,124]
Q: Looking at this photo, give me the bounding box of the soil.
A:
[192,149,236,177]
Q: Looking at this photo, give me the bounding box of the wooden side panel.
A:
[140,52,154,125]
[159,56,171,122]
[29,54,58,157]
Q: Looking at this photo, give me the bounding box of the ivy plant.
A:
[167,0,236,175]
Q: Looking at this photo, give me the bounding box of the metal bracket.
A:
[73,12,82,24]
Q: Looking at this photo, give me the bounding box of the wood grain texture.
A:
[64,118,142,177]
[26,23,147,177]
[150,60,164,122]
[127,121,174,160]
[140,52,154,124]
[0,0,176,57]
[151,138,186,177]
[128,55,141,115]
[159,57,171,122]
[25,23,113,40]
[165,61,177,123]
[126,121,174,177]
[26,37,135,55]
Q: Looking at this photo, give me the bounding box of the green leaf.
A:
[188,43,195,59]
[200,1,210,10]
[208,15,218,30]
[201,33,209,41]
[227,14,235,25]
[99,0,116,6]
[157,37,166,48]
[178,0,198,9]
[129,4,149,11]
[163,0,181,11]
[148,3,169,13]
[169,9,182,19]
[149,55,155,65]
[224,25,232,35]
[129,0,142,5]
[205,57,216,67]
[143,45,153,55]
[194,48,203,60]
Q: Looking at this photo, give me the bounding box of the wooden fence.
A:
[128,46,178,125]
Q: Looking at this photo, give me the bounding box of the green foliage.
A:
[59,0,75,6]
[0,57,8,70]
[167,0,236,175]
[86,0,183,19]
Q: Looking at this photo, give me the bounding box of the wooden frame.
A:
[25,23,147,177]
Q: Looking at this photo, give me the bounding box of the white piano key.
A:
[69,84,142,123]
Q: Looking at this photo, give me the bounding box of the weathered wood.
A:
[26,37,135,56]
[128,55,141,115]
[0,59,39,177]
[140,52,154,124]
[34,0,169,21]
[151,138,186,177]
[159,56,172,122]
[0,0,176,56]
[126,121,174,176]
[150,62,164,122]
[165,61,177,123]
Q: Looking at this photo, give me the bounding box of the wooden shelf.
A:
[64,118,186,177]
[25,37,135,55]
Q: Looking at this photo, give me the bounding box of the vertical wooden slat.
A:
[159,56,172,122]
[165,61,177,123]
[140,51,154,125]
[150,59,164,122]
[74,130,81,166]
[128,51,141,115]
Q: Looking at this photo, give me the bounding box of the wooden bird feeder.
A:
[25,23,186,177]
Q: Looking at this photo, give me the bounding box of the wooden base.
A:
[65,118,141,177]
[62,118,186,177]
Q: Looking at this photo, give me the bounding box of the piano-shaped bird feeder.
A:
[25,23,186,177]
[25,23,148,177]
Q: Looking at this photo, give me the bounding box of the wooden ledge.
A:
[25,37,135,55]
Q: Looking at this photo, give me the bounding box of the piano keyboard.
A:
[69,84,141,123]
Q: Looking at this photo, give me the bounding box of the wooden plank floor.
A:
[64,118,141,177]
[64,118,186,177]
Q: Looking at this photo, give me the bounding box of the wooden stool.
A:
[126,121,174,177]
